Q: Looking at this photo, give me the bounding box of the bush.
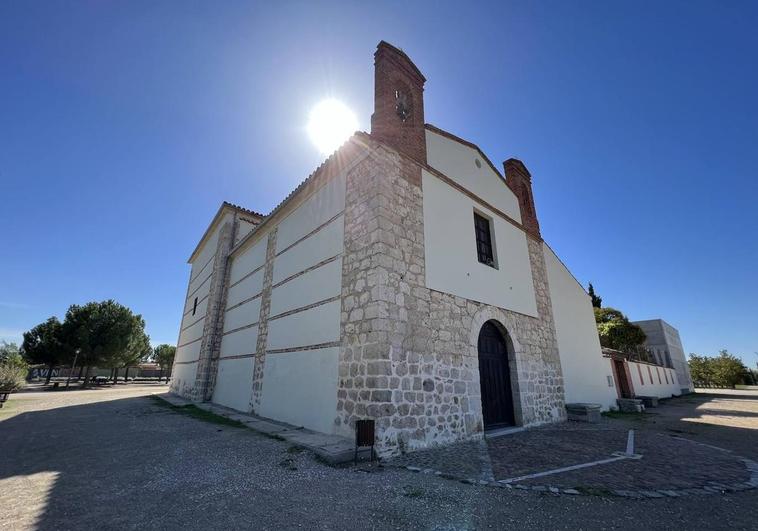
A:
[0,361,27,391]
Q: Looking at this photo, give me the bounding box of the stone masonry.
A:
[335,142,565,457]
[190,219,236,402]
[250,228,277,412]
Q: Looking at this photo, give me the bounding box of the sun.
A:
[306,99,359,155]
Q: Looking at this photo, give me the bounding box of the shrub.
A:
[0,360,27,391]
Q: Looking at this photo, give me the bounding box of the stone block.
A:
[636,395,659,408]
[565,403,602,423]
[617,398,644,413]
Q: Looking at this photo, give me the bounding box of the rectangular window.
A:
[473,212,495,267]
[192,297,198,316]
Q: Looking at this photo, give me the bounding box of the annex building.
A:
[170,41,620,455]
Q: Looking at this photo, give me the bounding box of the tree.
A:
[62,300,149,387]
[120,325,152,382]
[588,282,602,309]
[688,354,714,386]
[594,307,646,353]
[153,344,176,383]
[0,341,22,364]
[688,351,749,388]
[711,350,747,388]
[22,317,73,384]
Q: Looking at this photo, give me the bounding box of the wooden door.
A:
[614,359,632,399]
[478,321,515,428]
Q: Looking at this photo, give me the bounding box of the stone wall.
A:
[191,220,236,402]
[335,143,565,457]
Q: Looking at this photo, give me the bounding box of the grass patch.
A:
[150,396,245,428]
[574,485,613,497]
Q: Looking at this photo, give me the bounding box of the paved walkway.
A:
[2,385,758,530]
[390,391,758,497]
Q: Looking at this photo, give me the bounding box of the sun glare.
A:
[306,99,359,155]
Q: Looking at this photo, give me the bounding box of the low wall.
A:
[628,360,681,398]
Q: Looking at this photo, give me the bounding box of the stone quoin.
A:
[170,40,618,456]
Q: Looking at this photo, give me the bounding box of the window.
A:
[473,212,496,267]
[192,297,198,316]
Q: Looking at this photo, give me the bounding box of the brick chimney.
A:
[504,158,541,239]
[370,41,427,164]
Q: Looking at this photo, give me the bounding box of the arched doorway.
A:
[478,321,515,429]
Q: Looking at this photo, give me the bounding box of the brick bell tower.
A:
[504,158,541,239]
[370,41,427,165]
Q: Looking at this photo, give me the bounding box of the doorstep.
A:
[154,392,360,464]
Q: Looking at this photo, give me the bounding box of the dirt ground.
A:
[2,384,757,530]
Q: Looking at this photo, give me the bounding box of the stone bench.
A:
[617,398,645,413]
[565,403,602,423]
[636,395,659,408]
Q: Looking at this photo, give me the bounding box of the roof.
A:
[229,132,374,257]
[187,202,264,263]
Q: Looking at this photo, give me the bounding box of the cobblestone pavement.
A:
[3,385,758,530]
[389,391,758,496]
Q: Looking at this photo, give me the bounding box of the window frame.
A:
[473,210,497,269]
[192,297,198,316]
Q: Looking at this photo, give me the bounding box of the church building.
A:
[170,41,618,455]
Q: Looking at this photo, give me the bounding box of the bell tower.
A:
[370,41,427,164]
[504,158,541,239]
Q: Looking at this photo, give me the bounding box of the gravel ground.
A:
[2,385,757,530]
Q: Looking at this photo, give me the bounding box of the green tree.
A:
[594,307,646,353]
[153,344,176,383]
[22,317,73,384]
[588,282,602,309]
[62,300,149,387]
[0,342,28,391]
[711,350,747,388]
[120,325,152,382]
[688,354,714,386]
[0,341,22,364]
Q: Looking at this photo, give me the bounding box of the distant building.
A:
[632,319,693,393]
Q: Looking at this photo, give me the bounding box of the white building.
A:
[170,41,618,455]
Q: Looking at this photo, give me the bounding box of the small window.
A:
[192,297,198,316]
[473,212,496,268]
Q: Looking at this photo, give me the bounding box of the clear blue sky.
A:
[1,1,756,365]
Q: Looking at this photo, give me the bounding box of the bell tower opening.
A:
[370,41,427,164]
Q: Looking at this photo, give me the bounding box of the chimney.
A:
[504,158,541,239]
[370,41,427,164]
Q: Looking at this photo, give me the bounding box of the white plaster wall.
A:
[276,173,346,251]
[184,277,212,314]
[273,216,344,284]
[629,361,681,398]
[177,318,205,347]
[258,347,339,433]
[266,300,341,351]
[226,269,264,308]
[229,238,267,285]
[544,245,617,410]
[234,218,258,246]
[220,326,259,357]
[175,340,201,365]
[269,259,341,318]
[212,357,254,412]
[422,169,538,316]
[172,362,198,392]
[223,298,262,333]
[425,129,521,223]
